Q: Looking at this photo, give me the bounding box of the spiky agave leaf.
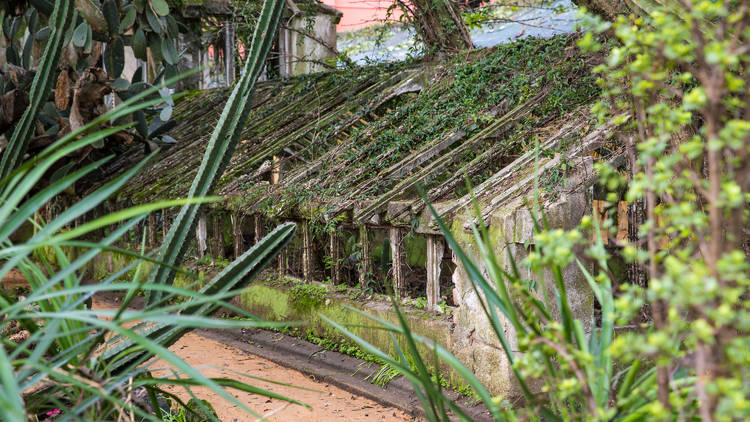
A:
[146,0,285,306]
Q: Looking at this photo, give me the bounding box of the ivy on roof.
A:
[99,34,602,231]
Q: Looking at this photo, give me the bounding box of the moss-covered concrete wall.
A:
[236,284,461,381]
[447,189,595,398]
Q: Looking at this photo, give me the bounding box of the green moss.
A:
[237,282,466,389]
[90,252,155,283]
[404,235,427,268]
[241,285,291,320]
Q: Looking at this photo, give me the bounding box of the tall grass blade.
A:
[146,0,285,306]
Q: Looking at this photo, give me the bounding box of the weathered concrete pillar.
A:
[210,214,223,258]
[272,156,283,184]
[389,227,404,298]
[302,222,314,282]
[162,208,170,243]
[224,20,234,85]
[232,213,244,259]
[254,214,264,244]
[426,235,444,312]
[277,248,287,279]
[330,228,341,285]
[196,213,207,258]
[358,225,371,289]
[277,220,287,278]
[147,212,157,248]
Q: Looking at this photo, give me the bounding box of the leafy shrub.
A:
[579,0,750,418]
[327,1,750,420]
[290,282,327,312]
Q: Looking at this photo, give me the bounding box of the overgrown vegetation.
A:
[0,1,300,420]
[327,1,750,421]
[289,280,327,311]
[4,0,747,420]
[254,33,599,225]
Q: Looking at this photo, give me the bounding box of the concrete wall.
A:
[226,185,595,399]
[447,179,595,397]
[280,14,338,76]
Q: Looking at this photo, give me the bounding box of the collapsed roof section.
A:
[178,0,233,17]
[108,34,617,233]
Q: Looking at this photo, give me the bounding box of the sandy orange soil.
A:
[85,300,412,421]
[149,332,414,421]
[3,272,413,422]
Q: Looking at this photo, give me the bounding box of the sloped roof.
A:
[179,0,233,17]
[98,35,615,232]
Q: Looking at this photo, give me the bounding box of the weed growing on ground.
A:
[289,282,327,312]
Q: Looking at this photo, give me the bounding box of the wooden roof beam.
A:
[353,89,550,225]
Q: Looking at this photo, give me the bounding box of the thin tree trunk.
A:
[402,0,472,53]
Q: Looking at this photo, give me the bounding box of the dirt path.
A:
[149,332,413,421]
[1,269,28,290]
[2,270,413,421]
[86,300,412,421]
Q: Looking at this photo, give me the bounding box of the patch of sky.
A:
[339,0,580,65]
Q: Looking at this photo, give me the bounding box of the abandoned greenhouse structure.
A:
[56,34,629,397]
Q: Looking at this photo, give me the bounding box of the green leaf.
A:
[147,117,175,138]
[28,0,54,15]
[27,9,38,33]
[138,377,309,409]
[120,5,136,32]
[102,0,119,36]
[159,105,172,121]
[35,26,51,41]
[84,23,93,54]
[105,222,297,375]
[49,198,219,244]
[75,0,108,34]
[10,16,21,40]
[110,77,130,91]
[72,22,88,47]
[161,38,178,65]
[146,7,163,33]
[1,12,9,39]
[132,28,147,59]
[5,45,20,66]
[0,158,104,244]
[0,346,25,421]
[147,32,163,62]
[103,35,125,78]
[164,63,178,88]
[150,0,170,16]
[22,35,33,68]
[131,67,143,84]
[134,110,148,137]
[166,14,178,38]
